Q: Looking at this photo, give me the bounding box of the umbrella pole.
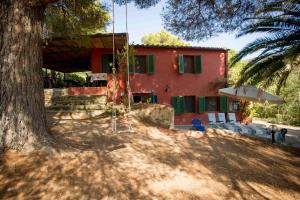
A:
[298,91,300,125]
[277,107,279,124]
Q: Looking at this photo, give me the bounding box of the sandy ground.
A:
[0,116,300,200]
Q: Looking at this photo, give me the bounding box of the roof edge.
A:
[133,44,228,51]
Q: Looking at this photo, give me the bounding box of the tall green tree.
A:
[116,1,274,40]
[0,0,109,151]
[250,68,300,126]
[45,0,110,37]
[230,0,300,94]
[228,50,248,86]
[141,30,189,46]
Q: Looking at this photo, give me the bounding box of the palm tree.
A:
[230,0,300,94]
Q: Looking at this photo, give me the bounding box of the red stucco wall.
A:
[68,87,107,96]
[130,47,227,125]
[91,46,235,125]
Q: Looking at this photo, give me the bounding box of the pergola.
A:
[43,33,127,73]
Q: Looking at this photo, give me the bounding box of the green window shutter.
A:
[151,95,157,104]
[147,55,154,75]
[194,55,202,73]
[129,64,134,74]
[178,54,184,74]
[198,96,205,113]
[172,96,179,115]
[220,96,228,112]
[128,56,135,74]
[102,55,110,73]
[178,96,185,114]
[172,96,184,115]
[154,96,157,103]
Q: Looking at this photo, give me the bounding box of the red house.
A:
[43,33,240,125]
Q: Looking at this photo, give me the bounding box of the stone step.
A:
[45,95,107,107]
[44,88,69,97]
[45,99,107,106]
[49,95,107,101]
[46,104,106,111]
[47,110,105,120]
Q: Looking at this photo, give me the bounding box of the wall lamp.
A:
[165,85,170,92]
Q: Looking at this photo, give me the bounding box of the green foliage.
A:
[228,49,248,86]
[161,0,272,40]
[230,0,300,94]
[229,48,300,126]
[114,0,160,9]
[43,69,87,87]
[116,45,136,73]
[116,0,275,41]
[45,0,110,37]
[103,105,125,116]
[249,68,300,126]
[65,72,86,86]
[141,30,189,46]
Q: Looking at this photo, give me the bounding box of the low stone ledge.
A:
[131,103,174,129]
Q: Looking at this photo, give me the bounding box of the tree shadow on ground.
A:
[0,116,300,200]
[121,119,300,199]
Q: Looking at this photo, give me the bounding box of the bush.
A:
[250,102,300,126]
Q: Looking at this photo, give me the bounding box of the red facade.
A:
[86,45,238,125]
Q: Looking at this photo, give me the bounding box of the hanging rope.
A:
[111,0,134,133]
[111,0,117,133]
[125,0,134,132]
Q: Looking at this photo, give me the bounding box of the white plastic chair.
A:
[208,113,217,126]
[228,113,238,123]
[228,113,255,135]
[218,113,241,132]
[217,113,226,124]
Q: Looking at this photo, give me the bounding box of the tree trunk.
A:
[0,0,52,151]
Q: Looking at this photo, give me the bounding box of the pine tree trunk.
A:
[0,0,52,151]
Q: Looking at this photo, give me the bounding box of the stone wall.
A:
[44,89,68,106]
[131,104,174,128]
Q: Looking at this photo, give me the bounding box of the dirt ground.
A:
[0,116,300,200]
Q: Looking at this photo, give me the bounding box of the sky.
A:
[105,0,260,57]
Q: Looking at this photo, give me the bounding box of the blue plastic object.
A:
[192,118,205,132]
[275,132,284,142]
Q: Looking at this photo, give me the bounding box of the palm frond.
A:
[231,0,300,93]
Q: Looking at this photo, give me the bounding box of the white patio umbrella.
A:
[218,86,285,105]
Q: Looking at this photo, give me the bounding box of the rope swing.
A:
[111,0,117,133]
[111,0,134,133]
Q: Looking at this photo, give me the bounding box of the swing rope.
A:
[111,0,117,133]
[111,0,134,133]
[125,0,134,132]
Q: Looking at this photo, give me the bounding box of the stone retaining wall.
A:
[131,104,174,128]
[44,89,68,105]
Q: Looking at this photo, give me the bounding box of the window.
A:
[133,94,156,103]
[134,56,147,73]
[102,54,119,73]
[230,101,239,112]
[178,55,202,74]
[205,97,218,111]
[130,55,154,74]
[183,56,194,73]
[172,96,195,115]
[184,96,195,113]
[133,95,142,103]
